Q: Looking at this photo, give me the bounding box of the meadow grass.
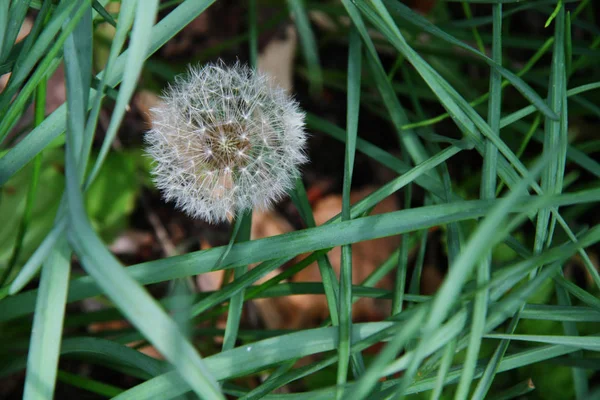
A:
[1,0,599,399]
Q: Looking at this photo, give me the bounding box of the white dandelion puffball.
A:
[145,63,308,223]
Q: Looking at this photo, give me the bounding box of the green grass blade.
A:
[0,336,166,379]
[19,6,93,395]
[63,1,93,168]
[248,0,257,68]
[7,0,137,295]
[391,184,410,314]
[0,79,46,287]
[22,239,71,400]
[455,4,502,398]
[358,0,482,143]
[1,0,52,100]
[489,380,535,400]
[536,3,567,252]
[521,304,600,322]
[461,2,485,53]
[289,178,342,328]
[555,272,589,399]
[553,275,600,312]
[85,0,153,184]
[484,333,600,352]
[221,211,252,352]
[472,315,524,400]
[0,0,8,60]
[81,0,137,183]
[8,219,66,294]
[0,0,217,186]
[0,0,31,63]
[500,82,600,130]
[540,6,587,394]
[286,0,322,94]
[486,262,563,332]
[0,0,84,142]
[430,339,457,400]
[92,0,117,27]
[402,38,554,132]
[290,178,370,377]
[348,308,427,400]
[377,342,584,398]
[57,370,123,397]
[341,0,431,166]
[337,26,361,394]
[190,257,290,317]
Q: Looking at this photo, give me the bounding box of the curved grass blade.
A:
[0,336,166,378]
[66,148,225,400]
[92,0,117,27]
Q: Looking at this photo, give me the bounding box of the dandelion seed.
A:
[145,62,308,223]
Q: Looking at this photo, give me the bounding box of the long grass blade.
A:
[22,239,71,400]
[336,26,361,395]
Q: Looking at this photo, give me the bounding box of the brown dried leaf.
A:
[258,25,297,92]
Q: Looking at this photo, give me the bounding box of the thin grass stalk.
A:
[221,212,253,353]
[337,25,362,396]
[456,4,502,398]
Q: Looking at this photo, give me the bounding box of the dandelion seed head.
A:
[145,62,308,223]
